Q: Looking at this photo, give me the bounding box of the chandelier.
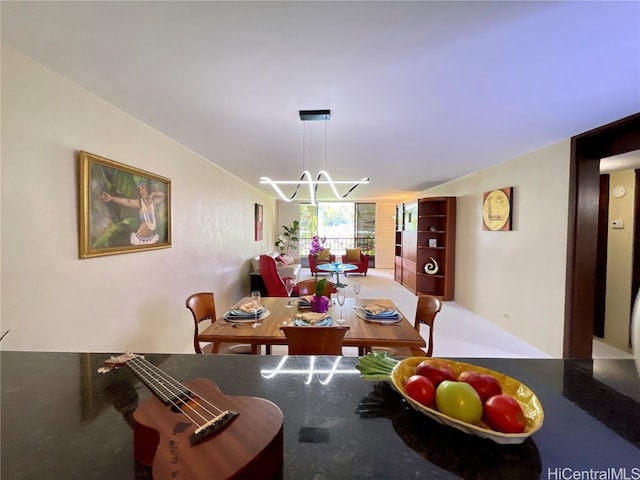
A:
[260,110,369,205]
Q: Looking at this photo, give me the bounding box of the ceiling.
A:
[2,1,639,202]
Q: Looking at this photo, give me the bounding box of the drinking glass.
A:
[353,279,361,309]
[285,278,294,308]
[336,287,346,324]
[251,290,262,328]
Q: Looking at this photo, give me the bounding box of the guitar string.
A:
[114,354,228,426]
[127,357,226,428]
[127,357,223,427]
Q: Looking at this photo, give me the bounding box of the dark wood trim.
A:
[565,112,640,357]
[632,168,640,346]
[593,174,610,338]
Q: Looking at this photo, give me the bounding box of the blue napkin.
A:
[228,306,265,318]
[366,312,400,320]
[364,306,400,320]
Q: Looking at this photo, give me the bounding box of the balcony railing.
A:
[298,236,375,267]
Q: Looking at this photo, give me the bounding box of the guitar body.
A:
[132,378,283,480]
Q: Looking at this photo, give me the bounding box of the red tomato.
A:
[405,375,436,407]
[415,359,456,387]
[483,394,526,433]
[458,370,503,402]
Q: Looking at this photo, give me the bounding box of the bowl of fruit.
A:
[356,354,544,444]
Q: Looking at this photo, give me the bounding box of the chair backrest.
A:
[185,292,216,354]
[295,279,336,298]
[259,255,288,297]
[308,253,336,270]
[281,326,350,355]
[414,294,443,357]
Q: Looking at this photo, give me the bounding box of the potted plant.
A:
[275,220,299,259]
[310,278,330,313]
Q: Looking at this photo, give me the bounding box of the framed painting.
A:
[482,187,513,231]
[78,151,171,258]
[255,203,263,241]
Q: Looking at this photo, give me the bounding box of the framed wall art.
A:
[482,187,513,231]
[78,151,171,258]
[255,203,263,241]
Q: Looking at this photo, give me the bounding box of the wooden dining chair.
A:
[295,278,337,298]
[185,292,257,354]
[411,294,442,356]
[280,326,350,355]
[374,294,442,357]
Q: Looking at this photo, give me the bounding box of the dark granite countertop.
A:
[1,352,639,479]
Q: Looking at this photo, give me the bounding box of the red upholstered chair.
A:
[185,292,257,354]
[341,248,370,276]
[259,255,297,297]
[308,251,336,278]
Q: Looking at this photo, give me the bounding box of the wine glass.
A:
[336,287,346,324]
[352,279,361,310]
[251,290,262,328]
[285,278,294,308]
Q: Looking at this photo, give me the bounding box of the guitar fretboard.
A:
[125,356,191,405]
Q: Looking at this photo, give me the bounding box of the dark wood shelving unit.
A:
[394,204,403,282]
[416,197,456,300]
[395,197,456,300]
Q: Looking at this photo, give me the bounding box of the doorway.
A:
[565,113,640,358]
[594,160,639,351]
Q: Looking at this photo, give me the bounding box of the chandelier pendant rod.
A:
[259,109,369,204]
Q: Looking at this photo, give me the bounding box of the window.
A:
[299,202,375,261]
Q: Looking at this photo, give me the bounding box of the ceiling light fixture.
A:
[260,110,369,205]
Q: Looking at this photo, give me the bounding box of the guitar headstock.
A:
[98,352,144,373]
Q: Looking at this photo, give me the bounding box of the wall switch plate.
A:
[611,220,625,229]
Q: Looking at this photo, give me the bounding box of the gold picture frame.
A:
[78,151,171,258]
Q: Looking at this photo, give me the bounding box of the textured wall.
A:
[415,142,571,357]
[605,169,635,350]
[1,45,276,353]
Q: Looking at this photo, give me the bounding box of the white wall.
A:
[1,45,276,353]
[276,201,301,261]
[416,142,571,357]
[375,203,396,269]
[604,169,635,351]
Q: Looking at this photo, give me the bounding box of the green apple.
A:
[435,380,483,424]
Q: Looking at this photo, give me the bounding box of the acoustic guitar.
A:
[103,353,283,479]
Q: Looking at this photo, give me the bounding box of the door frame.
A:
[565,112,640,357]
[593,174,610,338]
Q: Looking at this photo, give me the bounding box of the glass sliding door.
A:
[298,202,376,267]
[355,203,375,264]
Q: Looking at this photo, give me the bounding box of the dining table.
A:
[315,262,358,287]
[198,296,425,355]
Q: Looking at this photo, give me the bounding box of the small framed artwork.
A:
[255,203,263,241]
[428,238,437,248]
[78,151,171,258]
[482,187,513,231]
